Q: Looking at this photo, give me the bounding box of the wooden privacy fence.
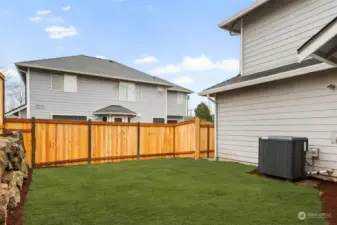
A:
[0,73,4,134]
[4,118,214,168]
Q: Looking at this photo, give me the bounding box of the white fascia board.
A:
[218,0,270,30]
[298,21,337,63]
[199,63,333,96]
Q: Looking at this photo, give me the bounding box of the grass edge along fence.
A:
[4,118,214,168]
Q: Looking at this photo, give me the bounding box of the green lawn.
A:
[24,159,325,225]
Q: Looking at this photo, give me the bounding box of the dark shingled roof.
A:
[93,105,137,115]
[16,55,192,93]
[204,58,322,91]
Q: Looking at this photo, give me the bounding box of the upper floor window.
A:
[118,82,141,101]
[177,93,184,105]
[52,74,77,92]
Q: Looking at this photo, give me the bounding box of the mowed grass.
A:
[24,159,325,225]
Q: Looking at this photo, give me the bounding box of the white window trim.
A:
[177,92,184,105]
[118,81,141,102]
[50,73,78,92]
[64,74,78,92]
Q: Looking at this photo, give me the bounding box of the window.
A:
[119,82,141,101]
[52,74,64,91]
[102,116,107,122]
[52,115,87,120]
[114,118,123,122]
[167,120,178,124]
[153,118,165,124]
[52,74,77,92]
[177,93,184,104]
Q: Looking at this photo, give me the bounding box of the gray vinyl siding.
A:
[216,69,337,179]
[167,91,187,116]
[29,69,166,122]
[242,0,337,76]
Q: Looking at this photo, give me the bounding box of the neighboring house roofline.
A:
[199,63,333,96]
[5,104,27,116]
[93,105,138,116]
[167,83,193,94]
[218,0,271,32]
[16,62,173,87]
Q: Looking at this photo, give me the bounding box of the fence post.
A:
[0,73,4,134]
[137,122,140,160]
[194,117,200,160]
[88,119,92,164]
[31,117,36,168]
[207,124,210,158]
[173,125,175,158]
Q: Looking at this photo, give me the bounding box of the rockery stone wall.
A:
[0,132,29,225]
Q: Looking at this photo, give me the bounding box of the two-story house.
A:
[200,0,337,180]
[5,55,192,123]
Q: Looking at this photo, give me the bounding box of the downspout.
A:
[186,95,189,116]
[207,94,217,160]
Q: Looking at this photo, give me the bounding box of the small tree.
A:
[194,102,213,122]
[7,82,25,106]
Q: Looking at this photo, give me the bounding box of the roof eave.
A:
[218,0,271,31]
[93,112,137,116]
[168,89,193,94]
[199,63,333,96]
[15,63,174,87]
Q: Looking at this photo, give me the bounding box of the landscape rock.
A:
[7,186,20,209]
[0,183,9,225]
[0,132,29,224]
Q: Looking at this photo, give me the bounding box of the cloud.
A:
[112,0,125,3]
[174,76,193,85]
[1,9,11,16]
[36,10,51,16]
[45,26,78,39]
[150,54,239,75]
[135,56,159,64]
[30,16,42,22]
[96,56,107,59]
[145,5,154,9]
[150,64,180,75]
[62,5,71,11]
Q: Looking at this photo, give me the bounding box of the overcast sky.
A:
[0,0,254,114]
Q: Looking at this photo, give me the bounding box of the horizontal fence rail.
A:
[4,118,214,168]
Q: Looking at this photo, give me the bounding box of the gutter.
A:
[199,63,333,96]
